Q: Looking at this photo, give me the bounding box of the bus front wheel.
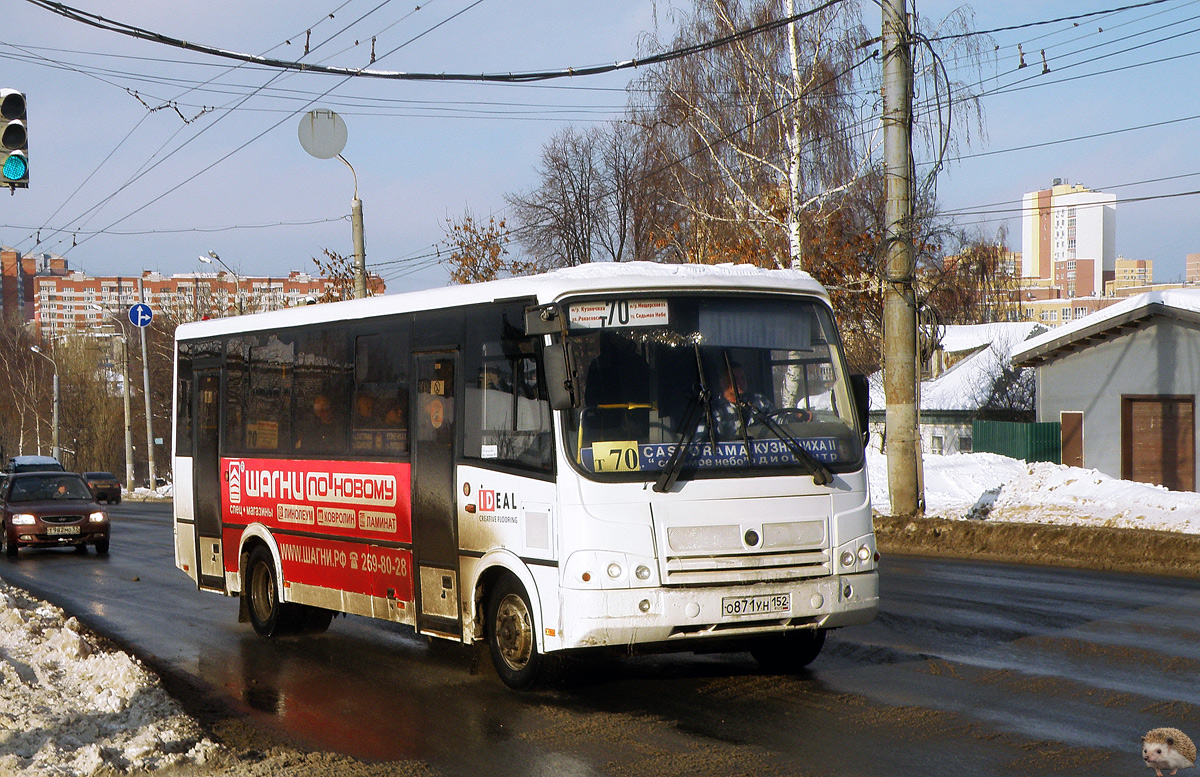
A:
[486,576,545,690]
[246,546,302,637]
[750,628,827,673]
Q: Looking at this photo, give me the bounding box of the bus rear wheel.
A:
[246,546,303,637]
[750,628,827,673]
[487,576,545,690]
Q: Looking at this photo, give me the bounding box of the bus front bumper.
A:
[550,570,878,653]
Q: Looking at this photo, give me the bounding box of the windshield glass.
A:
[563,294,863,480]
[8,475,93,502]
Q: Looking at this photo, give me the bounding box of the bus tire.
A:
[750,628,826,673]
[298,606,334,634]
[486,575,545,690]
[245,546,302,637]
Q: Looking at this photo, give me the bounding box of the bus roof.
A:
[175,261,829,341]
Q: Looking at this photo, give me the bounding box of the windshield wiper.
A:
[653,383,708,493]
[654,343,719,492]
[745,407,835,486]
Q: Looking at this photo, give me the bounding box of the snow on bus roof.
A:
[175,261,828,340]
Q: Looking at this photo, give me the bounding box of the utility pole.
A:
[881,0,923,515]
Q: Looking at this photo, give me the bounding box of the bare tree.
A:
[441,210,528,284]
[507,122,664,268]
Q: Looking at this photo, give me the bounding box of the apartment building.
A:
[35,269,385,338]
[0,247,69,323]
[1021,180,1116,297]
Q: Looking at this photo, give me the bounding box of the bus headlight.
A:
[857,546,871,562]
[840,551,855,568]
[607,563,623,579]
[635,565,651,581]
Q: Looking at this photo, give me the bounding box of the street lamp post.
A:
[298,110,367,299]
[199,251,243,314]
[29,345,60,461]
[89,304,135,489]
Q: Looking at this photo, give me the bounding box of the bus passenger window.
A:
[464,348,552,472]
[352,332,409,456]
[293,328,351,455]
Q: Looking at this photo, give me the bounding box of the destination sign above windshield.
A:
[568,299,669,329]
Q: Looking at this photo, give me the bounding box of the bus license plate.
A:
[46,526,80,536]
[722,593,790,617]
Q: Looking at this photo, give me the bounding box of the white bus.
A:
[172,262,878,688]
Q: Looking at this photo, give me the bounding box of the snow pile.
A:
[0,581,218,775]
[129,483,174,500]
[869,448,1200,534]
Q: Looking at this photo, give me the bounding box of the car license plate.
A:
[45,525,80,536]
[721,593,791,617]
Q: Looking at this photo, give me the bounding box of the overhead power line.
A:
[24,0,849,83]
[927,0,1178,41]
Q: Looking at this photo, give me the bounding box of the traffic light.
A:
[1,89,28,190]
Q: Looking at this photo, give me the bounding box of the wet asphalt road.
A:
[2,502,1199,776]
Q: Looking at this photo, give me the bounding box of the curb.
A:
[873,513,1200,578]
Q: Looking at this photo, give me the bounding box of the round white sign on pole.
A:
[298,109,348,159]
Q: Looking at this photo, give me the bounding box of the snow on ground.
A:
[869,448,1200,534]
[0,582,218,775]
[2,452,1199,775]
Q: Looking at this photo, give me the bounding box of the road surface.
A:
[2,501,1196,776]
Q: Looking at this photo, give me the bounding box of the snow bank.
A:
[0,581,218,775]
[869,448,1200,534]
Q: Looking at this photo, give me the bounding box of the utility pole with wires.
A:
[881,0,923,516]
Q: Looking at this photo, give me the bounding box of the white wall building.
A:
[1021,180,1116,298]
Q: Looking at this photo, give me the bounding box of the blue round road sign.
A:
[129,303,154,328]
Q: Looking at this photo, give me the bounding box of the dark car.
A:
[7,455,65,473]
[1,472,110,557]
[83,472,122,504]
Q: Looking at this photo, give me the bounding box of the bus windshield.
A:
[563,294,863,480]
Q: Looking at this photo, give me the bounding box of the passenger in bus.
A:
[711,364,810,439]
[296,393,342,450]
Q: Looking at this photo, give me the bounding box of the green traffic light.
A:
[3,152,27,181]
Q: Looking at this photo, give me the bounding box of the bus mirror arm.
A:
[524,303,566,336]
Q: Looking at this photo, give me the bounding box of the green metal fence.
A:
[972,420,1061,463]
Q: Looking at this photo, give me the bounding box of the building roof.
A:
[1011,289,1200,367]
[871,322,1043,413]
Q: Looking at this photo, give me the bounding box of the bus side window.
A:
[464,341,553,473]
[245,335,294,453]
[224,338,247,454]
[293,328,351,455]
[351,332,409,456]
[176,343,193,455]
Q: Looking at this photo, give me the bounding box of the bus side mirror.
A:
[850,373,870,445]
[542,344,577,410]
[526,303,579,410]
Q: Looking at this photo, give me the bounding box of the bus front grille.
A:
[663,549,830,585]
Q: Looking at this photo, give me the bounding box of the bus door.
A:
[411,352,462,638]
[192,367,227,592]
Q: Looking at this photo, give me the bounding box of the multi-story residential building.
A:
[1187,253,1200,284]
[1105,256,1153,296]
[0,247,69,323]
[1021,180,1116,297]
[34,269,386,338]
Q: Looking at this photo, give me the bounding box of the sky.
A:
[6,446,1200,774]
[2,0,1200,296]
